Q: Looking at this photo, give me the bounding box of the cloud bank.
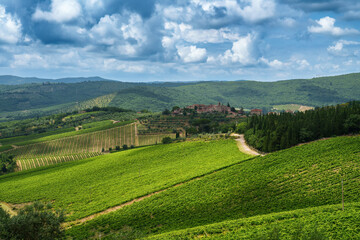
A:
[0,0,359,81]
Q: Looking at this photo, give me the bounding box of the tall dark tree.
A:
[162,109,171,115]
[344,114,360,133]
[244,101,360,152]
[0,155,16,175]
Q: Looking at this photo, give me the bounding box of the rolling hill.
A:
[0,75,114,85]
[1,73,360,120]
[1,135,359,239]
[64,135,360,239]
[0,139,251,221]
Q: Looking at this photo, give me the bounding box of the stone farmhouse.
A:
[173,103,242,116]
[187,103,231,113]
[250,109,262,116]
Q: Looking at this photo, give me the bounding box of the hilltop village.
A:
[171,103,263,116]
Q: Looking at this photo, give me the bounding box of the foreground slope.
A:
[67,135,360,239]
[0,140,250,221]
[149,202,360,239]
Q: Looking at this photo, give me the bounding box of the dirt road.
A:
[232,134,264,156]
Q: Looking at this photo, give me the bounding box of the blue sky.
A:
[0,0,359,82]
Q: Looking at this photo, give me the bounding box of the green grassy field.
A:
[66,135,360,239]
[0,139,250,221]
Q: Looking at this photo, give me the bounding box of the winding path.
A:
[232,134,265,156]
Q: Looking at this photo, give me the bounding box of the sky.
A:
[0,0,359,82]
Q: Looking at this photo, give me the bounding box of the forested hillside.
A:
[1,73,360,120]
[244,101,360,152]
[73,72,360,113]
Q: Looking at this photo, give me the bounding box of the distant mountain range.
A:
[0,75,112,85]
[0,73,359,121]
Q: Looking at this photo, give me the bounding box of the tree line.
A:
[242,101,360,152]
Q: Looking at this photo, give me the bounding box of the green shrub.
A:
[162,137,172,144]
[0,202,64,240]
[0,154,16,175]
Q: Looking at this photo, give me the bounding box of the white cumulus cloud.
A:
[238,0,276,23]
[308,16,359,36]
[162,6,194,22]
[0,5,22,44]
[292,58,310,70]
[33,0,82,23]
[328,42,343,52]
[90,12,150,57]
[260,57,284,68]
[327,40,360,56]
[191,0,276,23]
[84,0,104,11]
[177,45,207,63]
[163,22,240,47]
[104,58,145,73]
[219,33,257,65]
[11,53,48,68]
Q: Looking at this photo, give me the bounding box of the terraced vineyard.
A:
[65,135,360,239]
[0,120,133,150]
[5,123,176,171]
[16,153,102,171]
